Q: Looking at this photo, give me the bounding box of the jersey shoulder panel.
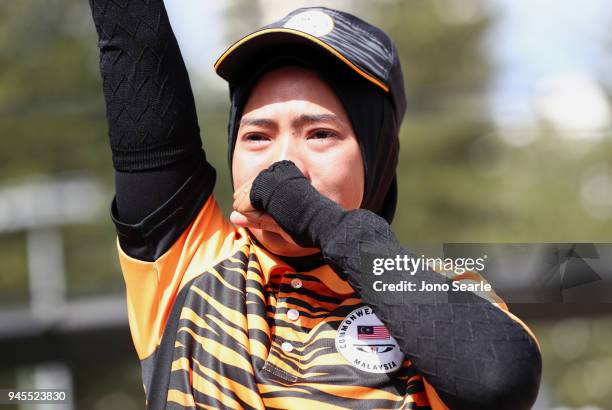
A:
[118,194,248,359]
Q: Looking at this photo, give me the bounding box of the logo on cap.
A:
[335,306,403,374]
[283,10,334,38]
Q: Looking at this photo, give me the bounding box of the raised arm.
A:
[249,160,542,410]
[89,0,215,258]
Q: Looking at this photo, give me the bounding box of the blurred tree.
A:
[0,1,108,178]
[530,315,612,407]
[358,0,510,243]
[0,0,122,303]
[361,0,612,244]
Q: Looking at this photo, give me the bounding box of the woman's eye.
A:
[244,134,269,143]
[308,130,337,140]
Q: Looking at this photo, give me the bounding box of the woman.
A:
[89,1,541,409]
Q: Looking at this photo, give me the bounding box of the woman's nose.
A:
[275,137,310,179]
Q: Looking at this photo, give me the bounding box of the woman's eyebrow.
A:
[240,114,341,129]
[292,114,341,128]
[239,117,277,128]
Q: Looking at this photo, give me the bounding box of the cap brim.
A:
[214,28,389,92]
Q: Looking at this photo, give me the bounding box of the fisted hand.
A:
[230,178,295,243]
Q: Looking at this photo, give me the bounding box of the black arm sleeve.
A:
[250,161,542,410]
[90,0,215,258]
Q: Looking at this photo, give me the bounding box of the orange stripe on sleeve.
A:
[422,378,450,410]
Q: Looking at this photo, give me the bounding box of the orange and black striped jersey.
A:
[114,182,535,410]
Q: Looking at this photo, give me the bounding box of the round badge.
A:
[335,306,404,374]
[283,10,335,38]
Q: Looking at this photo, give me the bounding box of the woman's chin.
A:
[253,229,319,257]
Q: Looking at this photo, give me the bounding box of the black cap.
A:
[214,7,406,121]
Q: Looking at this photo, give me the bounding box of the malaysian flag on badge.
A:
[357,325,390,340]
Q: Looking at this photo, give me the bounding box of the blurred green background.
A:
[1,0,611,409]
